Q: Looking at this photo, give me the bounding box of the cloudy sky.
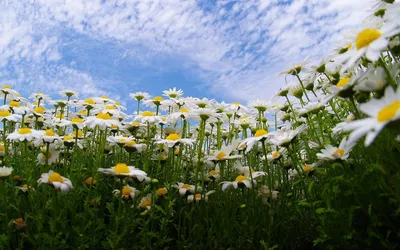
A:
[0,0,373,109]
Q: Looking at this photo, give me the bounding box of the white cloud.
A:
[0,0,373,101]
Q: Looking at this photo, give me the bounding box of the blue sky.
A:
[0,0,371,111]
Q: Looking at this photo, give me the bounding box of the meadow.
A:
[1,1,400,249]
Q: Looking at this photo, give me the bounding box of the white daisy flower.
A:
[98,163,148,181]
[113,185,140,200]
[0,166,13,178]
[317,137,355,161]
[84,112,121,130]
[163,87,184,99]
[154,133,195,148]
[37,170,73,193]
[7,127,40,142]
[335,86,400,146]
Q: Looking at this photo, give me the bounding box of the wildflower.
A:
[16,184,35,192]
[98,163,148,181]
[7,127,39,142]
[138,194,152,210]
[155,133,195,148]
[156,187,168,196]
[84,112,121,130]
[59,90,79,99]
[37,170,73,192]
[113,185,140,200]
[338,22,400,71]
[37,145,60,165]
[0,166,13,178]
[13,218,27,230]
[208,140,242,161]
[239,129,269,154]
[336,86,400,146]
[134,111,161,124]
[163,87,184,98]
[0,109,20,122]
[187,191,215,203]
[129,92,150,101]
[268,125,306,147]
[317,137,355,161]
[221,175,257,191]
[173,182,200,196]
[85,177,97,185]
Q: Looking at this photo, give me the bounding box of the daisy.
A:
[268,125,307,147]
[338,21,400,71]
[143,96,164,108]
[37,170,73,192]
[335,86,400,146]
[129,92,150,101]
[59,90,79,99]
[7,127,40,142]
[123,141,147,153]
[207,140,242,161]
[98,163,148,180]
[163,87,184,99]
[0,109,20,122]
[187,191,215,203]
[134,111,162,124]
[239,129,269,154]
[155,187,168,196]
[0,166,13,178]
[279,58,310,76]
[221,175,257,191]
[113,185,140,200]
[173,182,200,196]
[154,133,195,148]
[248,99,269,112]
[316,137,355,161]
[107,135,136,147]
[167,108,191,124]
[37,145,60,165]
[84,112,121,130]
[137,194,152,210]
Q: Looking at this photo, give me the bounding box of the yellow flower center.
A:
[303,165,312,172]
[235,175,247,182]
[113,163,130,174]
[377,81,383,87]
[73,130,83,138]
[216,151,227,160]
[100,95,109,99]
[356,29,381,50]
[111,124,119,129]
[48,172,64,183]
[156,187,168,196]
[45,129,55,136]
[153,96,163,101]
[71,118,83,124]
[2,85,11,89]
[124,141,137,146]
[180,108,189,113]
[166,133,181,140]
[334,149,345,157]
[0,110,10,117]
[85,98,96,105]
[56,114,64,119]
[141,199,151,207]
[0,145,4,152]
[105,105,115,110]
[19,128,32,134]
[142,111,154,117]
[255,129,268,137]
[195,193,202,199]
[34,107,45,114]
[272,151,280,159]
[22,184,28,189]
[131,121,140,127]
[122,186,132,196]
[347,44,352,50]
[96,113,111,120]
[182,184,192,189]
[209,170,218,175]
[336,78,350,88]
[64,135,74,141]
[377,101,400,122]
[9,101,19,107]
[232,101,240,105]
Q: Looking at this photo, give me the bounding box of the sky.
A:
[0,0,373,110]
